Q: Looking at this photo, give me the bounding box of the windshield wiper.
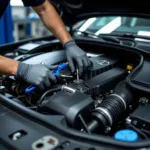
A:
[75,29,150,43]
[104,33,150,41]
[75,29,120,44]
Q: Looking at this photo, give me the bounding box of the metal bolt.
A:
[133,120,138,126]
[110,90,113,94]
[142,124,146,128]
[129,105,132,110]
[105,126,111,133]
[139,97,149,105]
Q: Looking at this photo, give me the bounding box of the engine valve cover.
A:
[83,55,118,80]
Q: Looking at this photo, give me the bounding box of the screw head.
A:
[133,120,138,126]
[105,126,111,133]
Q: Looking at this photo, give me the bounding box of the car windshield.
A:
[76,16,150,37]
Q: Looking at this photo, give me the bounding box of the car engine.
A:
[1,49,150,142]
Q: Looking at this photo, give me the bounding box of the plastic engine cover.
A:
[40,91,94,127]
[68,67,127,96]
[83,55,118,80]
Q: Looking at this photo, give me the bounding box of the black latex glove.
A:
[16,62,57,91]
[64,40,91,76]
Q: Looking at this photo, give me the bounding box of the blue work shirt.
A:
[0,0,46,19]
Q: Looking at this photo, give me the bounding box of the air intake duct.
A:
[88,82,133,132]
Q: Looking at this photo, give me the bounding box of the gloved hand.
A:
[16,62,57,91]
[64,40,91,76]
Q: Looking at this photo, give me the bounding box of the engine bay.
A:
[1,45,150,144]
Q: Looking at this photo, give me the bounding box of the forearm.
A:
[33,0,72,44]
[0,55,18,76]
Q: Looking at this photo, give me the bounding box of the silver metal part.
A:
[105,126,111,133]
[62,85,76,93]
[133,120,138,126]
[0,86,5,91]
[110,90,113,94]
[59,74,73,78]
[110,94,127,110]
[11,132,22,141]
[126,117,131,124]
[96,107,113,126]
[32,136,59,150]
[80,129,84,132]
[76,69,79,81]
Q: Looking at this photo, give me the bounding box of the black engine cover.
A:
[40,91,94,127]
[83,55,118,79]
[130,103,150,132]
[68,67,127,96]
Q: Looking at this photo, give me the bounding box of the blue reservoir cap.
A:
[114,129,138,142]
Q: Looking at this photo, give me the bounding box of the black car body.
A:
[1,1,150,149]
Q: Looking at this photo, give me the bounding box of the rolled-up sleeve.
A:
[22,0,46,7]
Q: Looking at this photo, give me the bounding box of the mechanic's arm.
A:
[0,55,56,90]
[32,0,91,75]
[0,55,18,76]
[32,0,71,44]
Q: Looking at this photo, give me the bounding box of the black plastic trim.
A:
[1,93,150,149]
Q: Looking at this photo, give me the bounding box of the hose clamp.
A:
[96,107,113,126]
[110,94,126,110]
[62,85,76,94]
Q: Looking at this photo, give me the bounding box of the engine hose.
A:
[88,82,133,132]
[126,53,147,92]
[125,48,150,93]
[37,86,62,106]
[128,124,148,139]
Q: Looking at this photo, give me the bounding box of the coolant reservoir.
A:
[114,129,138,142]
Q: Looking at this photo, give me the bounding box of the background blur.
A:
[1,0,150,45]
[0,0,51,45]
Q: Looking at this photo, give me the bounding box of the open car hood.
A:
[53,0,150,25]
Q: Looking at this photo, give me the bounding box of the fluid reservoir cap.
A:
[114,129,138,142]
[126,64,133,71]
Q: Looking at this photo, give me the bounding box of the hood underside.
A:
[53,0,150,25]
